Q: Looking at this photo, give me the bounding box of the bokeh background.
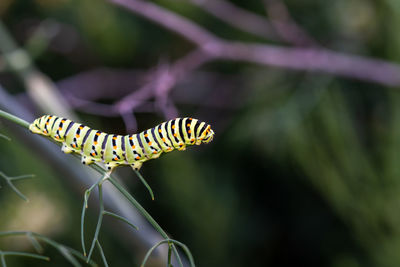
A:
[1,0,400,266]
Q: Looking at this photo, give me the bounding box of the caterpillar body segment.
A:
[29,115,215,172]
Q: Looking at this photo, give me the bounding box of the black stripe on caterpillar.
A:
[29,115,215,172]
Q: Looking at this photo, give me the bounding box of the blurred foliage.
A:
[1,0,400,267]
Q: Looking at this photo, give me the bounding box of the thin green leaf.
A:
[96,240,109,267]
[81,194,88,257]
[27,232,43,253]
[103,211,139,230]
[0,253,6,267]
[9,174,35,181]
[58,246,81,267]
[0,133,11,141]
[134,170,155,200]
[87,184,104,262]
[1,251,49,261]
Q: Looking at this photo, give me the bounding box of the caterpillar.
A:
[29,115,214,172]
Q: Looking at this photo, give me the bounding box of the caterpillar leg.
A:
[81,155,94,165]
[104,161,121,173]
[131,162,142,171]
[61,143,74,154]
[177,143,186,151]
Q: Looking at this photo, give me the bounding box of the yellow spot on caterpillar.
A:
[59,127,62,130]
[76,134,80,138]
[79,126,83,129]
[46,122,49,125]
[172,125,175,129]
[187,124,191,127]
[61,120,66,123]
[91,152,96,156]
[96,132,100,136]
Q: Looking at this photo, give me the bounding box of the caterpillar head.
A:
[198,124,214,144]
[29,115,50,136]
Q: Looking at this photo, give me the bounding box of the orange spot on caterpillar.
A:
[113,145,117,149]
[43,130,47,134]
[158,129,162,133]
[172,125,175,129]
[72,144,76,148]
[91,152,96,156]
[153,151,157,154]
[144,134,148,137]
[55,136,59,139]
[46,122,49,125]
[135,156,140,160]
[61,120,66,123]
[129,137,133,140]
[173,133,177,137]
[59,127,62,130]
[131,145,135,149]
[188,130,191,134]
[76,134,80,138]
[148,141,152,145]
[94,141,98,145]
[113,136,117,140]
[79,126,83,129]
[96,132,100,136]
[162,138,166,142]
[187,124,191,127]
[114,157,119,161]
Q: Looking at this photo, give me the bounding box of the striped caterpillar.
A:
[29,115,214,173]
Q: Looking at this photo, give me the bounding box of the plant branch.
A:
[0,172,34,201]
[0,231,95,267]
[110,0,400,87]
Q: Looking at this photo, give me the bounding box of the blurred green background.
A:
[1,0,400,266]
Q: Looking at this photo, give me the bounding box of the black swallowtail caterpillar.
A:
[29,115,214,172]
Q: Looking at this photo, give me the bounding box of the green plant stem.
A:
[107,177,184,266]
[0,172,34,202]
[0,110,29,129]
[87,183,104,262]
[140,239,195,267]
[0,231,96,267]
[0,251,49,261]
[134,170,155,200]
[96,240,109,267]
